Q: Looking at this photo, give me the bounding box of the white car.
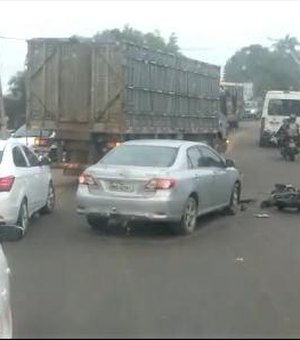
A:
[0,226,23,338]
[0,139,55,236]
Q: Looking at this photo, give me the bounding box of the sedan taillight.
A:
[0,176,15,192]
[78,173,96,186]
[145,178,176,191]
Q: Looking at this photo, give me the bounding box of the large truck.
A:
[220,81,244,129]
[26,38,224,175]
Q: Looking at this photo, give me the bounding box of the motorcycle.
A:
[280,137,299,161]
[261,184,300,211]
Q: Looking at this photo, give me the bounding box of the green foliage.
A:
[224,37,300,98]
[94,25,181,54]
[4,71,26,129]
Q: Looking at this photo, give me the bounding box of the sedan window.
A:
[0,151,3,164]
[187,147,202,169]
[22,146,40,167]
[199,147,225,168]
[12,147,28,168]
[100,145,178,167]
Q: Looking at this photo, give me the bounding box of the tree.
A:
[224,40,300,98]
[94,26,181,54]
[4,71,26,129]
[272,34,300,66]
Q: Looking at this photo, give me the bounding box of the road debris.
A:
[239,198,257,212]
[235,257,245,262]
[255,213,270,218]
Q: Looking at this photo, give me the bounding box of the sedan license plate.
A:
[289,142,296,148]
[109,181,133,193]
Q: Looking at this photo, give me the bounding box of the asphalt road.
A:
[4,121,300,338]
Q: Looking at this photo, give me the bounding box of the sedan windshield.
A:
[100,145,178,167]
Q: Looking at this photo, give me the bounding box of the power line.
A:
[0,35,27,41]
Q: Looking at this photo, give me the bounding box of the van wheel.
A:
[259,138,265,147]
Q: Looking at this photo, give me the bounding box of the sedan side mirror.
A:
[225,159,235,168]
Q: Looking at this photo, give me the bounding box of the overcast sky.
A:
[1,0,300,92]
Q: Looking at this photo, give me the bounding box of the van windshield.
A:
[268,99,300,116]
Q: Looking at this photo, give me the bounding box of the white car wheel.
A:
[41,182,55,214]
[17,200,29,235]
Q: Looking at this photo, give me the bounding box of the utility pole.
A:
[0,74,8,139]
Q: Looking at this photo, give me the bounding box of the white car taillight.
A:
[145,178,176,191]
[0,176,15,192]
[78,173,96,186]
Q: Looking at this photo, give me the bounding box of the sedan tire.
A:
[224,183,240,216]
[173,196,198,235]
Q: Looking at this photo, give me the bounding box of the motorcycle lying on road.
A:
[261,184,300,211]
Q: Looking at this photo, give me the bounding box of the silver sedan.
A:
[76,140,242,235]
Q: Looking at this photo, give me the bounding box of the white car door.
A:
[199,146,232,207]
[21,146,48,210]
[11,146,37,215]
[186,146,215,211]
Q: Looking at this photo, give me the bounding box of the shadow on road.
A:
[86,211,235,240]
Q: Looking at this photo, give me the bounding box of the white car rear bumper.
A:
[0,195,19,226]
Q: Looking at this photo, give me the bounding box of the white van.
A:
[259,90,300,146]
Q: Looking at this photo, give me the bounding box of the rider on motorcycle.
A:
[277,114,299,146]
[286,114,300,139]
